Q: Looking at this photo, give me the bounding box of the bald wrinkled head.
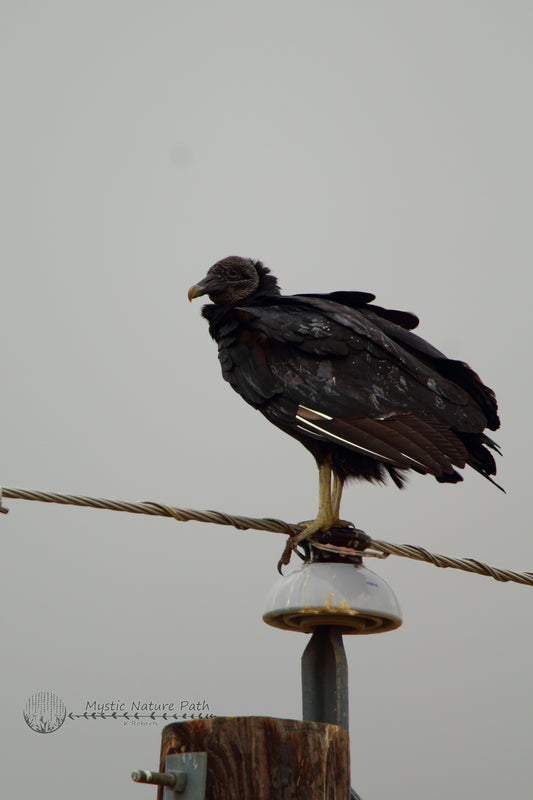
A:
[188,257,260,305]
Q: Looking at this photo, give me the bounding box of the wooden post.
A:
[158,716,350,799]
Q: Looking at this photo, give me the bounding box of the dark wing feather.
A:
[203,295,500,486]
[359,308,499,430]
[300,292,420,330]
[295,408,467,475]
[243,298,487,425]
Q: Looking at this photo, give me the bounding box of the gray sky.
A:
[1,2,532,798]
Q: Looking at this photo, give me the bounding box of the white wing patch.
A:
[294,403,460,474]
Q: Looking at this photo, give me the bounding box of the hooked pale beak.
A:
[188,283,206,302]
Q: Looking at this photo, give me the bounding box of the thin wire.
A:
[1,486,531,587]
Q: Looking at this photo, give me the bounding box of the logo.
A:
[23,691,66,734]
[23,692,215,733]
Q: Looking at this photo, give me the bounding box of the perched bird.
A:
[188,256,502,550]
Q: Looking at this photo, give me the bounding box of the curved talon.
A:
[277,538,295,573]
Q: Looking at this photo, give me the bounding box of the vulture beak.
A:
[188,283,207,301]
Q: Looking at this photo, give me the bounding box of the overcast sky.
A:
[1,2,532,798]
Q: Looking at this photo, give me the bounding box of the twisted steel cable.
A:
[1,486,531,587]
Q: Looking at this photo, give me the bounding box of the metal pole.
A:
[301,626,349,731]
[301,626,363,800]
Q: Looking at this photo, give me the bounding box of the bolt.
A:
[131,769,187,792]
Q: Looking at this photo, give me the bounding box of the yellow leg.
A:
[278,463,352,570]
[293,458,339,545]
[332,473,344,520]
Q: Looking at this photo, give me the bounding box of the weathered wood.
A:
[158,716,350,799]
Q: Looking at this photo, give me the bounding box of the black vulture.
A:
[188,256,502,550]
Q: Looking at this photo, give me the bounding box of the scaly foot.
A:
[277,514,352,571]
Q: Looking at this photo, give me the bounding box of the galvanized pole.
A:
[301,626,349,731]
[301,626,364,800]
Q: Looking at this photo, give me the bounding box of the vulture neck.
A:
[245,261,282,302]
[202,262,281,325]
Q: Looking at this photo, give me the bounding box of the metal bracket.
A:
[163,753,207,800]
[132,753,207,799]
